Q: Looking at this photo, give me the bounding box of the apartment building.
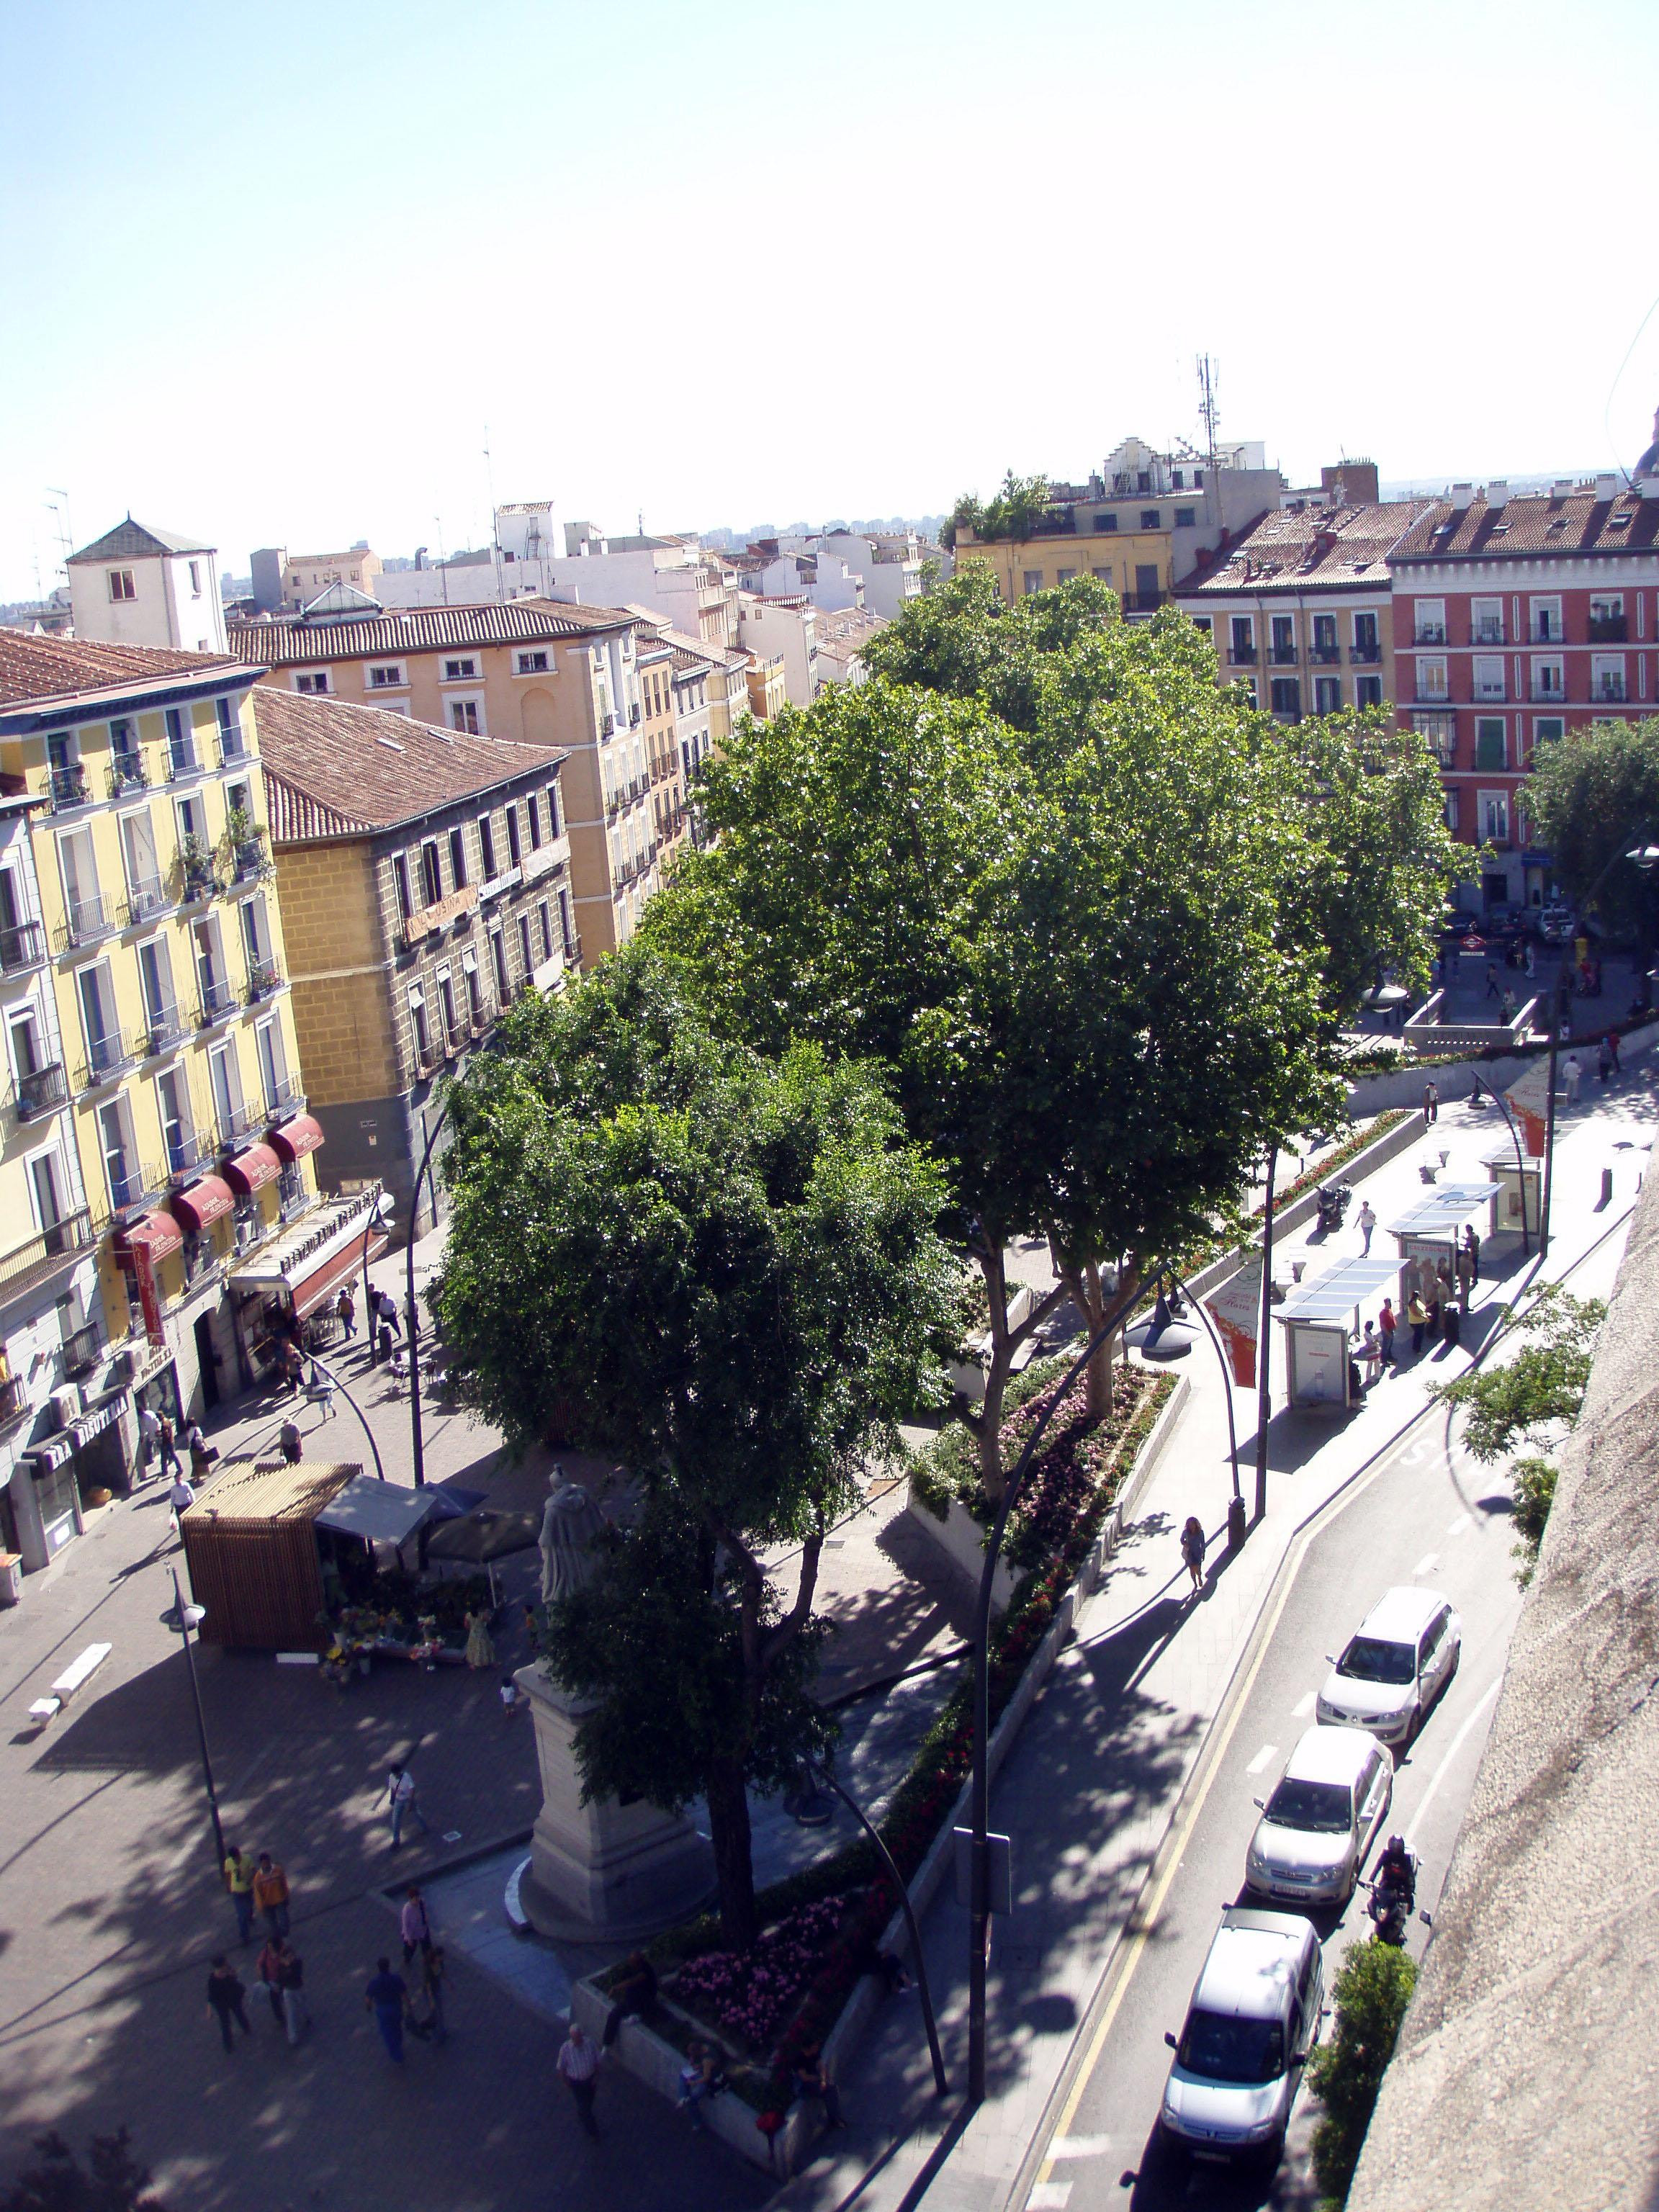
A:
[813,605,884,688]
[274,546,384,613]
[953,435,1285,611]
[632,626,693,878]
[66,518,227,655]
[0,634,321,1550]
[1388,473,1659,912]
[1177,500,1436,721]
[745,652,788,721]
[255,688,574,1231]
[734,595,819,705]
[227,597,655,962]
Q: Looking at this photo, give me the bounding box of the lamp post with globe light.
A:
[161,1570,225,1868]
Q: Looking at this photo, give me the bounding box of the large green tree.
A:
[1524,715,1659,956]
[644,618,1343,1485]
[435,948,956,1946]
[940,469,1050,554]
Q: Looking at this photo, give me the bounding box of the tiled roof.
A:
[0,628,248,708]
[1180,500,1437,598]
[228,595,637,667]
[67,518,212,564]
[253,686,566,844]
[1390,487,1659,562]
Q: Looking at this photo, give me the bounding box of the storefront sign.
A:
[403,884,478,944]
[1206,1261,1263,1388]
[130,1244,164,1347]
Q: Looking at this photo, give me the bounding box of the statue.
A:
[538,1467,607,1606]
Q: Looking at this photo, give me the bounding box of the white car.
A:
[1318,1587,1462,1748]
[1160,1906,1323,2170]
[1245,1725,1391,1907]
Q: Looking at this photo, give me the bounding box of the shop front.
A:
[15,1393,131,1567]
[228,1188,389,1384]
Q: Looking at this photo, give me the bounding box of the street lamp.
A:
[1470,1083,1532,1259]
[405,1094,455,1493]
[360,1189,394,1362]
[1168,1267,1246,1550]
[161,1569,225,1868]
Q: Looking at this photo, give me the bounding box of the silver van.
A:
[1160,1906,1323,2169]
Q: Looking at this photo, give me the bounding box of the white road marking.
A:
[1447,1513,1472,1537]
[1048,2136,1112,2159]
[1028,2186,1074,2209]
[1246,1742,1279,1775]
[1406,1676,1503,1851]
[1292,1691,1316,1718]
[1412,1552,1439,1577]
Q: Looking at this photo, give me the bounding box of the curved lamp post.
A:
[161,1570,225,1867]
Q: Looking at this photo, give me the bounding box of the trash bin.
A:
[0,1552,22,1606]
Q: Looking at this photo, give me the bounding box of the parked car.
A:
[1539,904,1575,944]
[1317,1586,1462,1748]
[1159,1906,1323,2171]
[1245,1725,1391,1906]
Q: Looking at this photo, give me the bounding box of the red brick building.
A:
[1388,468,1659,913]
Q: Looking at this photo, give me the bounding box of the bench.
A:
[28,1696,60,1727]
[50,1641,112,1703]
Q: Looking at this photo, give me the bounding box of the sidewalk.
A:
[773,1069,1655,2212]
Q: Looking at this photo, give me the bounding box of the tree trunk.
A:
[969,1235,1067,1502]
[706,1753,757,1951]
[1056,1256,1115,1419]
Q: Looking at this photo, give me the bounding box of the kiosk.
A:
[1274,1256,1401,1411]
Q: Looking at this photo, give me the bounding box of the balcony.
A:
[1226,644,1259,666]
[61,1321,103,1377]
[0,1210,94,1298]
[1349,640,1382,664]
[629,703,642,727]
[1588,614,1628,643]
[15,1061,68,1119]
[1596,676,1629,703]
[1413,626,1447,647]
[1415,682,1450,705]
[601,713,616,737]
[0,1372,25,1427]
[217,728,249,765]
[49,764,91,811]
[229,837,271,886]
[125,876,171,927]
[177,858,222,904]
[243,958,284,1005]
[1471,626,1505,647]
[217,1099,263,1148]
[1269,642,1300,665]
[1121,591,1164,613]
[144,1003,187,1057]
[562,932,582,966]
[107,752,148,798]
[167,739,202,780]
[0,919,46,974]
[59,891,120,952]
[264,1074,305,1118]
[1532,678,1565,703]
[1309,642,1341,665]
[197,979,239,1028]
[106,1161,158,1214]
[1473,679,1507,702]
[163,1130,204,1180]
[1529,625,1562,645]
[79,1028,141,1089]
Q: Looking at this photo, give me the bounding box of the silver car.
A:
[1160,1906,1323,2170]
[1245,1725,1391,1907]
[1318,1586,1462,1748]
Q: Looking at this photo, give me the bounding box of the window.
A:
[1413,711,1456,765]
[1416,657,1449,703]
[479,815,497,879]
[156,1066,194,1177]
[1352,611,1380,659]
[462,948,482,1023]
[1056,568,1076,585]
[1311,613,1339,661]
[448,827,468,887]
[194,914,231,1018]
[1529,597,1563,644]
[188,561,202,596]
[1480,791,1511,845]
[368,664,405,689]
[505,805,521,866]
[1471,598,1504,646]
[120,809,163,920]
[443,657,478,681]
[516,913,532,976]
[1174,506,1197,528]
[1473,655,1506,701]
[108,570,136,603]
[1092,513,1117,533]
[1090,565,1113,585]
[1593,654,1627,702]
[138,938,177,1038]
[437,966,460,1046]
[408,984,431,1064]
[1230,616,1256,663]
[1271,615,1296,662]
[1532,657,1565,701]
[1313,675,1341,714]
[1475,719,1506,770]
[490,927,509,1000]
[558,886,575,957]
[28,1149,66,1238]
[109,719,141,786]
[516,650,549,675]
[449,700,481,734]
[1356,675,1383,709]
[216,696,245,758]
[1022,571,1043,595]
[58,825,102,941]
[1413,600,1446,645]
[240,891,274,983]
[208,1040,243,1141]
[526,792,542,850]
[545,782,560,837]
[420,840,442,907]
[98,1097,141,1211]
[1269,677,1302,721]
[392,853,413,922]
[1444,787,1460,834]
[1139,509,1160,529]
[538,902,553,961]
[1534,716,1565,747]
[1589,594,1626,642]
[294,671,329,695]
[77,961,120,1076]
[256,1017,289,1112]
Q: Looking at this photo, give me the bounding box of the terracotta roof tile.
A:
[228,595,636,667]
[0,627,248,708]
[1179,500,1437,598]
[1390,488,1659,562]
[252,687,565,844]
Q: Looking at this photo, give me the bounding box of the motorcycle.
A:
[1364,1850,1418,1946]
[1315,1181,1352,1234]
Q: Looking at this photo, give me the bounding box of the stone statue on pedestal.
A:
[538,1466,608,1606]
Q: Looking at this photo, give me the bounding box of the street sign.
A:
[1206,1261,1262,1387]
[955,1826,1013,1915]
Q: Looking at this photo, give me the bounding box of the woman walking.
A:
[1180,1516,1207,1596]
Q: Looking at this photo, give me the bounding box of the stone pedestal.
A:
[515,1663,714,1941]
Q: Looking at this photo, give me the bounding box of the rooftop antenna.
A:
[1196,356,1220,474]
[44,488,73,580]
[483,424,500,559]
[435,517,449,606]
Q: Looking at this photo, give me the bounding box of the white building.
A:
[66,520,227,654]
[735,596,819,705]
[812,606,883,688]
[776,530,925,620]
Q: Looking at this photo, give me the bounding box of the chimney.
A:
[1485,481,1509,511]
[1449,483,1475,512]
[1596,472,1620,502]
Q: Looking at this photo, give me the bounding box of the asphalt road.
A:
[1027,1380,1526,2212]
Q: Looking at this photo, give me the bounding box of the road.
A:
[1025,1375,1526,2212]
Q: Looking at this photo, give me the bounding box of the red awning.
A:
[224,1142,282,1195]
[117,1210,184,1263]
[269,1112,325,1165]
[292,1233,388,1321]
[168,1174,235,1236]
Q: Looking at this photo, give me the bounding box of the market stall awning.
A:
[1386,1184,1496,1238]
[115,1210,184,1264]
[168,1174,235,1236]
[224,1143,282,1196]
[1273,1256,1401,1323]
[314,1475,445,1547]
[424,1503,541,1563]
[270,1112,325,1165]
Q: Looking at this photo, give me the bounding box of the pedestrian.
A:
[1607,1028,1622,1075]
[499,1672,523,1722]
[400,1884,432,1965]
[222,1843,258,1945]
[364,1956,408,2064]
[137,1402,161,1481]
[678,2039,720,2131]
[374,1289,401,1339]
[1378,1298,1397,1367]
[1357,1198,1377,1256]
[1406,1288,1426,1358]
[1485,962,1500,1001]
[557,2020,601,2136]
[336,1285,356,1340]
[1179,1514,1206,1596]
[168,1469,195,1537]
[207,1956,253,2053]
[386,1761,430,1849]
[184,1418,213,1482]
[257,1934,287,2026]
[253,1852,291,1937]
[377,1319,395,1368]
[1565,1052,1583,1105]
[603,1951,658,2046]
[1442,1298,1462,1348]
[156,1413,182,1480]
[464,1607,495,1670]
[1362,1321,1382,1385]
[278,1417,303,1465]
[1501,987,1516,1025]
[279,1339,305,1395]
[789,2044,845,2131]
[1525,940,1537,979]
[1599,1035,1613,1084]
[275,1939,308,2046]
[307,1362,336,1420]
[410,1943,447,2045]
[1422,1080,1439,1125]
[1462,1224,1480,1284]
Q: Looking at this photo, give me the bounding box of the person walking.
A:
[1485,962,1500,1001]
[336,1285,356,1341]
[168,1469,196,1539]
[137,1402,161,1482]
[156,1413,182,1481]
[400,1884,432,1966]
[1406,1288,1427,1358]
[1462,1223,1481,1284]
[1599,1034,1613,1084]
[1377,1298,1397,1367]
[1421,1080,1439,1125]
[386,1762,430,1850]
[364,1958,408,2064]
[278,1417,303,1465]
[184,1418,213,1483]
[463,1607,495,1671]
[222,1843,258,1946]
[1607,1028,1622,1076]
[253,1853,291,1937]
[1525,939,1537,979]
[207,1956,253,2053]
[1179,1515,1206,1596]
[257,1934,287,2027]
[1357,1198,1377,1256]
[410,1943,447,2046]
[275,1940,308,2046]
[1565,1052,1583,1105]
[557,2020,602,2136]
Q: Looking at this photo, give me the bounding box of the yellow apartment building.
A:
[0,634,354,1588]
[953,508,1176,612]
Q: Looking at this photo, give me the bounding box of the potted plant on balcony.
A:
[179,834,217,899]
[223,806,266,880]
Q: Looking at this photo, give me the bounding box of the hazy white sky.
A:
[3,0,1658,599]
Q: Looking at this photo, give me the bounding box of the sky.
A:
[2,0,1658,599]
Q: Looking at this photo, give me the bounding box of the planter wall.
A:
[903,1485,1017,1611]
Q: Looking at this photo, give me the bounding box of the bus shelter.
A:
[1273,1256,1401,1412]
[1387,1183,1498,1310]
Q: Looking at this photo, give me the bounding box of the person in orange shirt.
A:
[252,1852,290,1938]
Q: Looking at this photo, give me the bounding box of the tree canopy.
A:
[1523,716,1659,948]
[435,946,958,1943]
[940,469,1050,552]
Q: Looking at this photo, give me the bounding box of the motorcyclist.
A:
[1374,1835,1416,1910]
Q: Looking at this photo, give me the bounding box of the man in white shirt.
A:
[557,2020,601,2136]
[386,1763,431,1850]
[138,1404,161,1481]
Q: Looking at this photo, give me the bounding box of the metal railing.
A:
[60,891,118,950]
[1472,626,1505,647]
[1596,678,1628,702]
[0,1210,94,1295]
[1413,626,1447,646]
[164,1130,204,1180]
[16,1061,68,1119]
[62,1321,102,1377]
[145,1004,187,1056]
[168,739,202,779]
[243,958,284,1005]
[80,1028,140,1087]
[49,765,91,811]
[1350,640,1382,663]
[1227,644,1258,665]
[197,980,238,1027]
[264,1075,305,1117]
[0,919,45,974]
[1309,642,1341,664]
[1269,643,1300,664]
[230,839,271,884]
[217,1100,264,1148]
[1121,590,1164,613]
[125,876,171,926]
[1588,616,1628,643]
[107,752,148,799]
